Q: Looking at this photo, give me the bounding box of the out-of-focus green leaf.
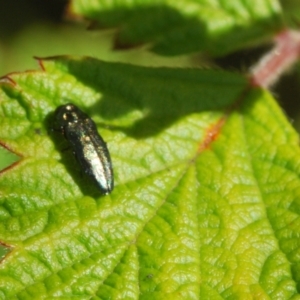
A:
[0,22,195,76]
[280,0,300,27]
[0,57,299,299]
[69,0,284,56]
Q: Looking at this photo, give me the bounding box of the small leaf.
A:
[0,57,299,299]
[69,0,284,56]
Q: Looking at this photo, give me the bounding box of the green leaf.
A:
[69,0,284,56]
[0,21,195,76]
[0,146,19,171]
[280,0,300,27]
[0,57,300,299]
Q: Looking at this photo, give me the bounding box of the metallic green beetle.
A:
[54,103,114,194]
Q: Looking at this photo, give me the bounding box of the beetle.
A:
[54,103,114,194]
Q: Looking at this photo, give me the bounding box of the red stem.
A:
[250,29,300,88]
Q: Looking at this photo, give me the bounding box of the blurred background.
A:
[1,0,300,132]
